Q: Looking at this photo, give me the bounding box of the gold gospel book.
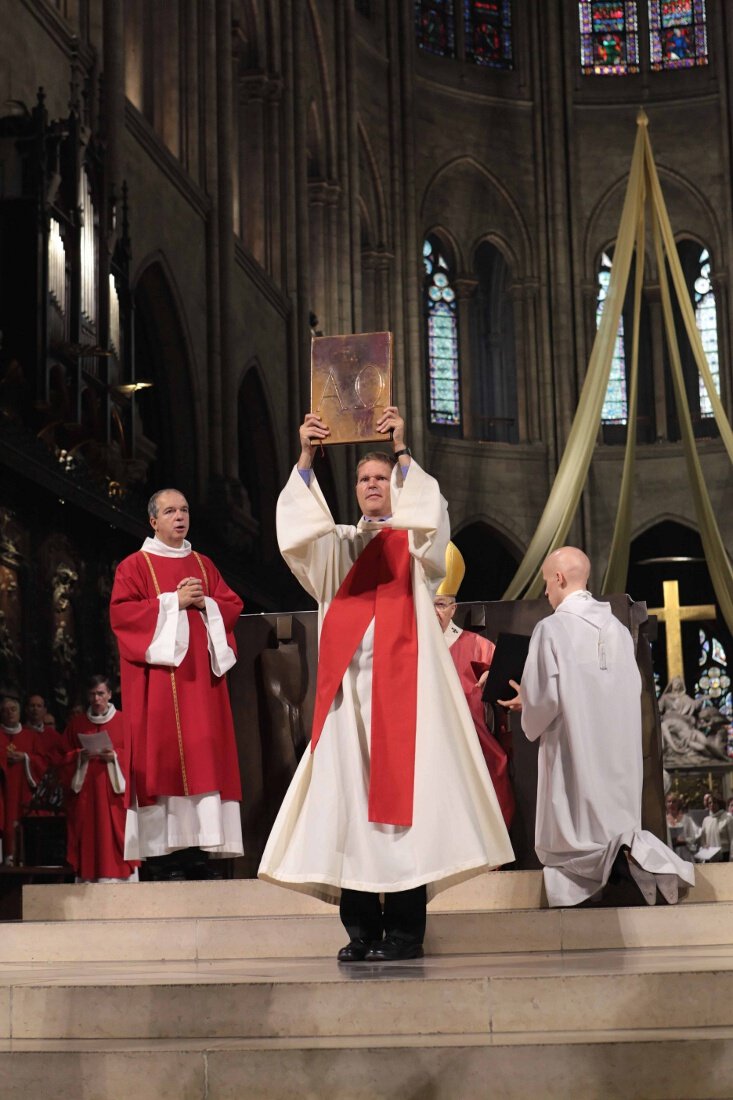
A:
[310,331,393,446]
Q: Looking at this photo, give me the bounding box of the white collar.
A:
[444,621,463,649]
[1,723,22,736]
[86,703,117,725]
[141,535,192,558]
[28,721,45,732]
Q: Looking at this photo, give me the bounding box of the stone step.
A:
[1,1030,732,1100]
[2,948,733,1043]
[4,900,733,963]
[21,862,732,922]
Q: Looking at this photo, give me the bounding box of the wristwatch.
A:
[393,446,411,459]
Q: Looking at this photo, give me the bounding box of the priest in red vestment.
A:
[110,488,243,862]
[0,696,46,863]
[62,674,139,882]
[434,543,515,828]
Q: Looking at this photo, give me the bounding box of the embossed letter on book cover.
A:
[310,331,393,445]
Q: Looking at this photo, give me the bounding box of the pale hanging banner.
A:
[504,111,733,632]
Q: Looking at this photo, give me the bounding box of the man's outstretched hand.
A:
[498,679,523,712]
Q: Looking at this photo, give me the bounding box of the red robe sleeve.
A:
[110,554,162,664]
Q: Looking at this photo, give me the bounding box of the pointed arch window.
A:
[649,0,708,70]
[415,0,457,58]
[579,2,640,75]
[464,1,513,69]
[694,248,719,418]
[597,251,628,423]
[424,237,461,427]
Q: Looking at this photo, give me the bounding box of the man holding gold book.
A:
[259,405,513,962]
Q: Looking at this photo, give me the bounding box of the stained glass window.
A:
[579,2,640,75]
[696,629,733,721]
[649,0,708,70]
[464,1,513,69]
[597,252,628,423]
[694,248,719,418]
[415,0,456,58]
[424,238,461,426]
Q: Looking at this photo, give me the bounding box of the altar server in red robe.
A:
[0,695,46,863]
[110,488,243,862]
[434,543,515,828]
[62,674,138,882]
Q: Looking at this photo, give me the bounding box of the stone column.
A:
[182,0,200,182]
[308,181,328,329]
[216,0,237,481]
[264,78,284,282]
[454,275,478,440]
[240,74,267,262]
[203,0,221,480]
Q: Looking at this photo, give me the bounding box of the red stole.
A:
[310,528,418,826]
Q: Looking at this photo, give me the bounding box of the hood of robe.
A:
[555,590,617,669]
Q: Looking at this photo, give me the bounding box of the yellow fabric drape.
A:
[504,111,733,632]
[502,119,649,599]
[601,200,645,594]
[650,195,733,635]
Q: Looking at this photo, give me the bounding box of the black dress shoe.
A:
[337,938,373,962]
[364,936,424,961]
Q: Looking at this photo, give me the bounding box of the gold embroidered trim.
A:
[192,551,210,595]
[140,550,189,796]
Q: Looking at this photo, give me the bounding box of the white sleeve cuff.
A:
[145,592,189,667]
[71,756,88,794]
[107,754,126,795]
[201,596,237,677]
[21,753,38,790]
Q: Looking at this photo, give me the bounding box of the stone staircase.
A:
[1,866,732,1099]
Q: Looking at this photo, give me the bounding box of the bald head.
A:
[541,546,591,609]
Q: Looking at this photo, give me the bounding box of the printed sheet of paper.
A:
[77,731,114,756]
[310,331,393,446]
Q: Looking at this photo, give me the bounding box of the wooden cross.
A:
[647,580,716,683]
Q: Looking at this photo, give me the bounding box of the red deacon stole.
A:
[310,528,418,826]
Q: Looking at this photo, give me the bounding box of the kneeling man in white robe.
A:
[259,407,514,961]
[502,546,694,908]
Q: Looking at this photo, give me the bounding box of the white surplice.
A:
[521,590,695,907]
[258,460,514,904]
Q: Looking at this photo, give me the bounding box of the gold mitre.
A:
[436,541,465,598]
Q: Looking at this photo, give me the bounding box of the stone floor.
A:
[0,868,732,1098]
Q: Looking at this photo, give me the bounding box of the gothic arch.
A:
[451,518,522,601]
[421,156,532,274]
[584,166,723,278]
[470,231,520,274]
[424,225,461,272]
[132,256,200,497]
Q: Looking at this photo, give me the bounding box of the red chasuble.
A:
[62,711,138,880]
[448,630,515,828]
[110,551,243,807]
[0,728,45,860]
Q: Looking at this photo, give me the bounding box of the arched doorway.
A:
[134,262,198,498]
[453,521,521,602]
[628,520,731,692]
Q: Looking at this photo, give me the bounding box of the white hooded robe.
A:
[521,589,695,907]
